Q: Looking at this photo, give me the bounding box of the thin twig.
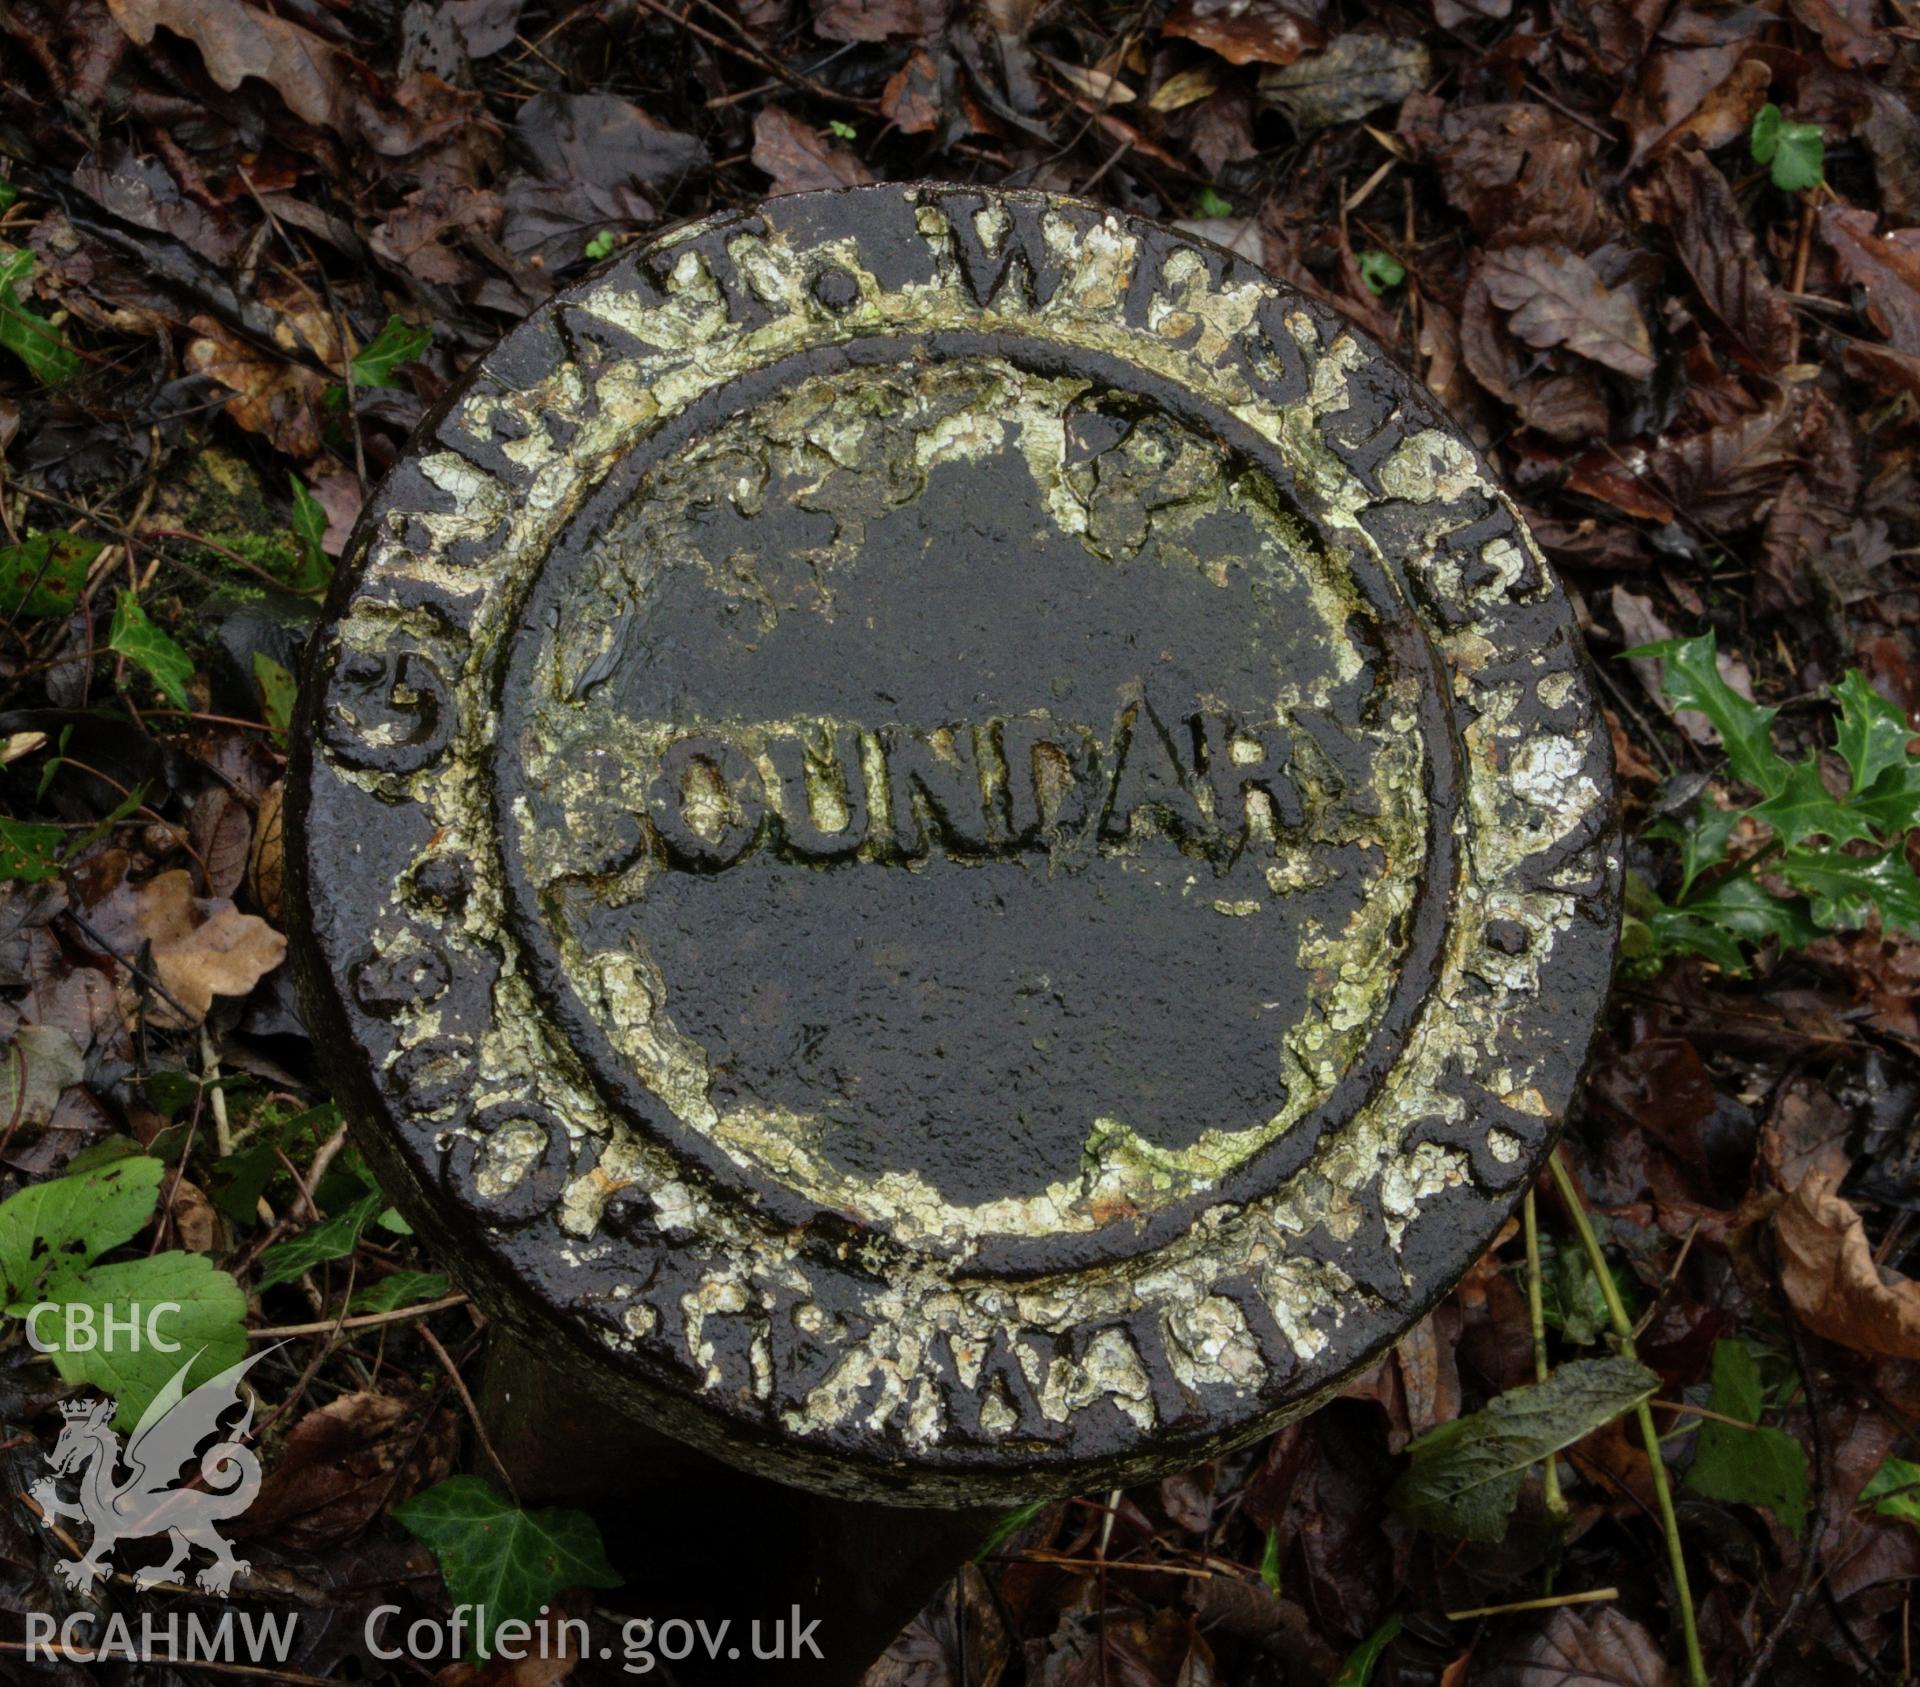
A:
[416,1323,518,1503]
[1549,1152,1707,1687]
[1448,1586,1619,1622]
[248,1293,470,1339]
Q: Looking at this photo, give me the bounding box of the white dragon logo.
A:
[28,1347,273,1595]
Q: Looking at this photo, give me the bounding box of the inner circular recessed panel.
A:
[502,354,1438,1249]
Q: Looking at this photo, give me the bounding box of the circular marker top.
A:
[289,185,1620,1504]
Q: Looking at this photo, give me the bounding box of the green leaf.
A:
[1356,249,1406,294]
[1779,844,1920,936]
[31,1252,248,1428]
[0,1155,165,1303]
[254,651,298,740]
[256,1189,384,1290]
[1835,672,1915,799]
[1683,1340,1808,1537]
[1194,187,1235,219]
[1393,1358,1659,1542]
[1647,876,1822,971]
[0,247,78,385]
[1751,104,1824,192]
[351,314,431,389]
[827,119,858,141]
[0,180,16,212]
[1862,1456,1920,1526]
[348,1270,452,1315]
[1749,757,1878,850]
[288,475,332,591]
[0,817,63,883]
[392,1477,622,1658]
[0,530,101,618]
[1671,795,1738,897]
[584,229,617,260]
[1544,1240,1614,1346]
[1623,634,1788,797]
[1259,1525,1281,1592]
[1334,1615,1403,1687]
[108,590,194,712]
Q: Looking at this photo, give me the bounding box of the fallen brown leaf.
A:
[1482,245,1656,380]
[881,49,942,135]
[1777,1168,1920,1359]
[250,781,285,923]
[184,316,333,461]
[1162,0,1322,69]
[751,106,873,196]
[89,866,287,1031]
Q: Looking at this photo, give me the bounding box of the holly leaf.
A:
[0,530,101,618]
[1749,757,1877,849]
[1683,1340,1808,1537]
[1624,634,1788,797]
[256,1190,384,1290]
[1648,875,1822,971]
[1393,1358,1659,1542]
[0,1155,165,1302]
[1862,1456,1920,1526]
[1780,844,1920,935]
[351,315,431,389]
[108,591,194,712]
[0,248,78,386]
[1647,794,1739,897]
[1835,671,1915,798]
[393,1477,622,1658]
[33,1252,248,1428]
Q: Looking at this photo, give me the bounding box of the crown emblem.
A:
[58,1397,101,1420]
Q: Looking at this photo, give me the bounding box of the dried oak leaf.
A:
[1431,104,1609,250]
[752,106,873,196]
[812,0,946,43]
[1777,1169,1920,1359]
[1635,149,1795,372]
[91,868,287,1031]
[1162,0,1322,68]
[239,1390,458,1551]
[106,0,478,157]
[1612,42,1746,169]
[1822,205,1920,352]
[1482,245,1655,380]
[184,316,333,460]
[1259,33,1429,133]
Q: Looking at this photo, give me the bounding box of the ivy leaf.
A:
[254,651,298,740]
[1624,634,1788,797]
[1683,1340,1808,1537]
[393,1477,621,1659]
[1393,1358,1659,1542]
[1749,757,1878,849]
[1862,1456,1920,1526]
[32,1252,249,1428]
[256,1189,384,1289]
[0,248,78,385]
[349,1270,452,1314]
[1751,103,1824,193]
[0,530,101,618]
[108,591,194,712]
[0,1155,165,1302]
[1835,671,1915,799]
[0,817,63,883]
[1779,844,1920,936]
[351,314,431,389]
